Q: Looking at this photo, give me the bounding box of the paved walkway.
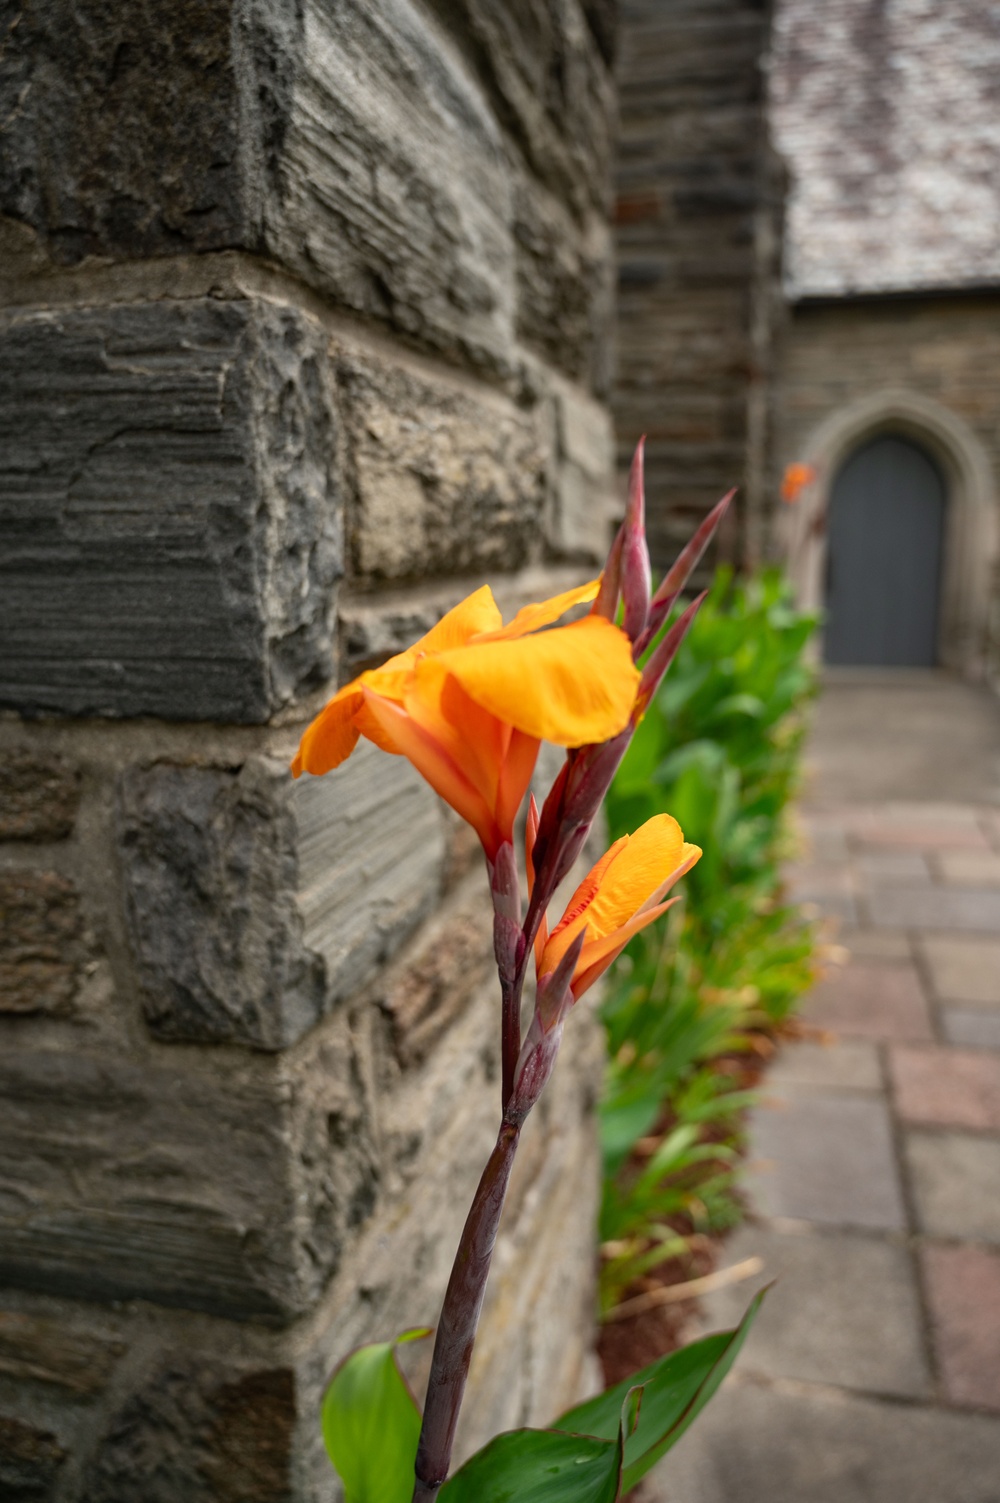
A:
[648,673,1000,1503]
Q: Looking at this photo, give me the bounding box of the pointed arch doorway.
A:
[784,389,999,678]
[825,434,946,666]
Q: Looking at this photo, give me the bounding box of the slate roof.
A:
[770,0,1000,298]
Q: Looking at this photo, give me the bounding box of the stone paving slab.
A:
[868,886,1000,933]
[647,1380,1000,1503]
[920,935,1000,1004]
[906,1130,1000,1243]
[857,851,932,884]
[766,1039,882,1092]
[943,1006,1000,1049]
[699,1225,931,1398]
[747,1088,906,1230]
[922,1243,1000,1413]
[890,1045,1000,1131]
[802,961,934,1041]
[938,851,1000,887]
[839,928,912,960]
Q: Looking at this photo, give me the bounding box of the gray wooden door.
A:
[824,434,946,666]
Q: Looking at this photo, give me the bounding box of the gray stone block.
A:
[79,1359,297,1503]
[943,1006,1000,1049]
[701,1225,931,1398]
[746,1087,907,1231]
[0,1414,66,1502]
[906,1130,1000,1244]
[514,179,614,393]
[0,3,615,385]
[0,1,250,264]
[118,759,324,1050]
[337,349,545,582]
[869,885,1000,933]
[647,1378,1000,1503]
[766,1039,883,1092]
[0,298,341,722]
[119,746,446,1049]
[0,1026,378,1321]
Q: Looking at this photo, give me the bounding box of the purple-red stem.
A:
[412,1119,521,1502]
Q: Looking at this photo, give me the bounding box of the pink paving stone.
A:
[922,1243,1000,1413]
[890,1046,1000,1131]
[803,962,934,1042]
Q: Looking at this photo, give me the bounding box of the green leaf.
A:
[439,1428,623,1503]
[321,1329,429,1503]
[555,1290,766,1492]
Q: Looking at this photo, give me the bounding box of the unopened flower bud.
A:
[636,490,733,657]
[620,439,652,646]
[633,592,706,723]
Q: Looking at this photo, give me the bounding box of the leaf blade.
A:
[321,1330,429,1503]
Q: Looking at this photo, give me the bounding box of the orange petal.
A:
[404,661,507,812]
[496,728,540,847]
[571,899,680,998]
[481,579,600,642]
[541,836,628,972]
[292,683,365,776]
[583,815,687,940]
[360,691,499,853]
[425,615,639,748]
[637,843,702,912]
[420,585,504,652]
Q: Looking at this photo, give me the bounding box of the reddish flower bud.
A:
[636,490,733,657]
[620,439,652,647]
[634,592,706,723]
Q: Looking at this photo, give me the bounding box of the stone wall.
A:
[0,4,617,1498]
[774,293,1000,675]
[613,0,784,569]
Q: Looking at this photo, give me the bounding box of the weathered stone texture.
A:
[0,871,86,1017]
[0,1,615,388]
[0,1,248,264]
[0,0,616,1495]
[613,0,782,565]
[119,758,324,1051]
[80,1361,298,1503]
[292,738,447,1011]
[0,1413,66,1502]
[118,745,445,1049]
[0,1023,384,1322]
[0,751,81,841]
[0,1309,124,1395]
[0,297,341,723]
[772,0,1000,298]
[336,351,545,582]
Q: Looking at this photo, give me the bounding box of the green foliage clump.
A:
[599,568,820,1311]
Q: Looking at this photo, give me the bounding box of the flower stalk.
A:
[293,440,734,1503]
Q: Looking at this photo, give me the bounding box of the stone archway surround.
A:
[785,388,999,677]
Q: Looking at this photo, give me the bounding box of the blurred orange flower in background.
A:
[780,462,818,504]
[292,581,640,860]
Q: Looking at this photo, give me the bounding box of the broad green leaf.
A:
[321,1329,429,1503]
[440,1386,634,1503]
[555,1290,765,1492]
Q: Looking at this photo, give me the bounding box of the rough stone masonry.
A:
[0,3,619,1497]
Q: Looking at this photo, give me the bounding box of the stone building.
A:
[0,5,618,1499]
[612,0,785,571]
[769,0,1000,679]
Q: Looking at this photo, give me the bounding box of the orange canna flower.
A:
[529,806,701,1005]
[780,462,817,504]
[292,581,640,860]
